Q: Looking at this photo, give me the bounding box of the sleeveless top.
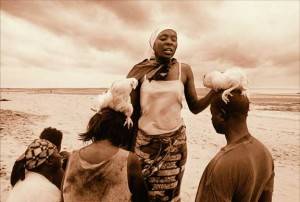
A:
[63,148,131,202]
[138,62,184,135]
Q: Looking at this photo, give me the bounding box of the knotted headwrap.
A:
[24,139,57,170]
[10,139,58,186]
[145,27,177,60]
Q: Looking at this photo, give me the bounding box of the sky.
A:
[1,0,299,88]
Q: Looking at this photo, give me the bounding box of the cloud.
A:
[0,1,149,59]
[247,66,300,89]
[1,0,299,88]
[148,1,222,38]
[266,43,299,68]
[201,42,260,68]
[180,1,299,71]
[98,1,152,28]
[0,13,134,74]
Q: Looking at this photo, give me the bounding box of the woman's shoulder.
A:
[177,62,193,82]
[179,62,192,71]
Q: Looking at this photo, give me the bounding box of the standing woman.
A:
[127,28,215,201]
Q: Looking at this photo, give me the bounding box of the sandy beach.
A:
[0,90,299,202]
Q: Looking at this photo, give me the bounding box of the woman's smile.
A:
[163,47,174,55]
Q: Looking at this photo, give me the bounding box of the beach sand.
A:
[0,91,299,202]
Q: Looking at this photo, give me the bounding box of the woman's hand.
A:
[183,64,217,114]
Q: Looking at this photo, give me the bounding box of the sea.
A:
[0,87,299,113]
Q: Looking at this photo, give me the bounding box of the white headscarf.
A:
[144,27,177,60]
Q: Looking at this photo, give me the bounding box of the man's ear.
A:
[220,108,229,120]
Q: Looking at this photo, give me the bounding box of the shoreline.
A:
[1,87,299,95]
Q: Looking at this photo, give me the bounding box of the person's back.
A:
[6,171,61,202]
[62,106,148,202]
[7,139,62,202]
[196,90,274,202]
[196,135,274,202]
[237,136,274,201]
[63,147,131,202]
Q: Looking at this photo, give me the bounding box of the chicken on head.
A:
[94,78,138,128]
[203,68,248,103]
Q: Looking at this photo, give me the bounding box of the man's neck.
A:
[225,121,250,145]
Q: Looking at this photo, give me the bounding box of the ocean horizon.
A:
[1,87,299,95]
[1,87,299,113]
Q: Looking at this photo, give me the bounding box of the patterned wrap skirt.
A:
[135,126,187,202]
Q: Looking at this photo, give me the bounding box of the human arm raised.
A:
[182,63,216,114]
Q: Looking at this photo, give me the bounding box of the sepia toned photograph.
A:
[0,1,299,202]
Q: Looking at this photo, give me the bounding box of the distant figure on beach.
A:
[62,79,148,202]
[195,90,274,202]
[127,28,216,201]
[7,139,63,202]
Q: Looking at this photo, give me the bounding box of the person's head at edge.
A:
[10,139,62,187]
[152,29,178,61]
[210,90,250,136]
[79,108,130,148]
[39,127,63,152]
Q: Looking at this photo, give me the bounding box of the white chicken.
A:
[203,68,248,103]
[93,78,138,128]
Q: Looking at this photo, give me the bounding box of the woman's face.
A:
[153,29,177,59]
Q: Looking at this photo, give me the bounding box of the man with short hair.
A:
[39,127,69,170]
[40,127,63,152]
[195,90,274,202]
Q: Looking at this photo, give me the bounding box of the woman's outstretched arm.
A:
[182,63,216,114]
